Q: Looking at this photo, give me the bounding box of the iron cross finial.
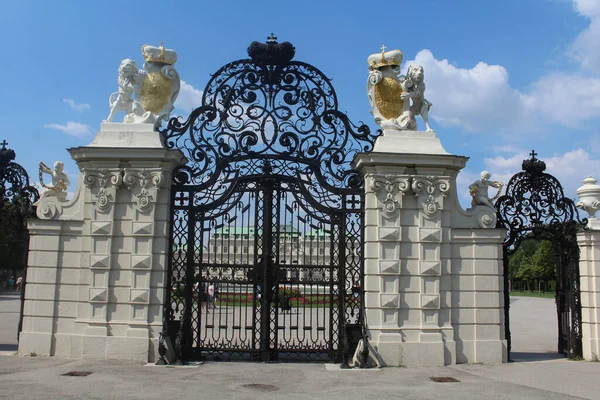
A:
[530,150,537,160]
[0,140,7,149]
[267,33,278,44]
[381,44,386,53]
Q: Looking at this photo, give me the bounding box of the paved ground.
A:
[1,294,599,399]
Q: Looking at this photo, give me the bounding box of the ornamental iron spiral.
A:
[495,150,585,359]
[495,150,586,252]
[161,38,378,193]
[0,140,39,216]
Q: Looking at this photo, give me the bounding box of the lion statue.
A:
[400,64,434,132]
[105,59,146,122]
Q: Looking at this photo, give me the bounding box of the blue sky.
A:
[1,0,599,207]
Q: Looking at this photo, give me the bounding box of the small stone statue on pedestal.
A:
[469,171,503,209]
[35,161,70,204]
[105,43,181,128]
[367,46,434,132]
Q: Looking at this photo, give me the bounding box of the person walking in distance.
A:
[207,283,215,311]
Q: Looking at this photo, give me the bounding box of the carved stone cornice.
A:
[83,169,123,212]
[368,174,411,215]
[123,169,164,211]
[412,175,450,219]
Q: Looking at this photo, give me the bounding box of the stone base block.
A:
[583,338,600,360]
[18,332,53,356]
[456,339,507,364]
[106,337,150,361]
[376,339,446,367]
[20,332,152,362]
[372,130,449,154]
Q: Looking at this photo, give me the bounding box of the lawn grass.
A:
[509,291,554,299]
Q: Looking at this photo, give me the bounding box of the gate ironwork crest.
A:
[160,36,377,362]
[495,151,586,359]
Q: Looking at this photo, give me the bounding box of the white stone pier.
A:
[577,230,600,360]
[352,131,507,367]
[18,123,183,362]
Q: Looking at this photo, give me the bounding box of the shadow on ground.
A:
[510,352,566,362]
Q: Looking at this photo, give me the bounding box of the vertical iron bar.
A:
[503,248,511,361]
[260,179,274,361]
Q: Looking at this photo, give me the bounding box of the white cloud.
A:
[402,50,531,133]
[569,0,600,72]
[525,73,600,126]
[483,148,600,200]
[401,48,600,133]
[44,121,93,137]
[572,0,600,18]
[63,98,91,112]
[174,80,203,112]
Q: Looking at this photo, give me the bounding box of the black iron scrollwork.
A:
[161,37,378,191]
[495,150,585,359]
[0,141,39,209]
[162,37,373,364]
[495,150,586,251]
[0,140,39,339]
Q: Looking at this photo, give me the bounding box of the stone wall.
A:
[18,124,182,362]
[354,140,506,367]
[577,230,600,360]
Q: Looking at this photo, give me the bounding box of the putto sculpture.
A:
[367,46,434,132]
[35,161,70,203]
[469,171,503,209]
[105,43,180,127]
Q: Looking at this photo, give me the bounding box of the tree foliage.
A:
[508,239,556,283]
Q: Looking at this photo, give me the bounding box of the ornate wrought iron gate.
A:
[495,151,586,359]
[160,37,377,362]
[0,140,39,337]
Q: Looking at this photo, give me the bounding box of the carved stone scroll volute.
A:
[412,175,450,219]
[369,174,411,215]
[123,169,163,212]
[83,169,123,212]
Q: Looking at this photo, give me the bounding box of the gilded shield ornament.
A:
[141,71,171,114]
[374,77,403,120]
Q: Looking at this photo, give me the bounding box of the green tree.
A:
[508,239,537,281]
[530,240,556,281]
[508,238,557,291]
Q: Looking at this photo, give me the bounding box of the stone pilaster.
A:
[577,230,600,360]
[19,123,183,362]
[354,145,506,367]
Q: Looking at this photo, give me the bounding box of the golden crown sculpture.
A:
[368,45,403,70]
[141,43,178,65]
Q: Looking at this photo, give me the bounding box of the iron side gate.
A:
[160,37,378,362]
[495,152,586,359]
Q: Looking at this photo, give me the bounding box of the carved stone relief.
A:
[412,176,450,219]
[83,169,123,212]
[369,174,411,215]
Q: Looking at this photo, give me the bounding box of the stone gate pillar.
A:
[353,131,507,367]
[577,230,600,360]
[18,123,183,361]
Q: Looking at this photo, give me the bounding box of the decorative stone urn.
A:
[577,176,600,228]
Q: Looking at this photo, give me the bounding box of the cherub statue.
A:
[36,161,70,203]
[469,171,503,209]
[400,65,434,132]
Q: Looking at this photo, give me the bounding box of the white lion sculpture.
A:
[400,65,434,132]
[106,59,146,122]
